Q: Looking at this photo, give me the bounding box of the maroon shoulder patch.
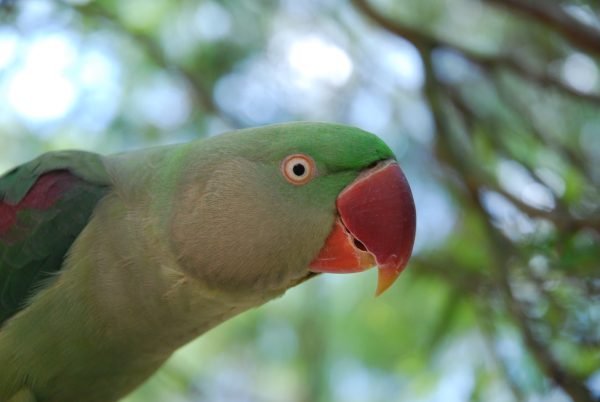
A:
[0,171,77,237]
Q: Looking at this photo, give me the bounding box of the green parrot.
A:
[0,122,416,402]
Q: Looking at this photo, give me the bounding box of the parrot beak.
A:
[309,160,416,296]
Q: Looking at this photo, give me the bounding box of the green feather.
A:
[0,150,109,204]
[0,151,111,324]
[0,122,396,402]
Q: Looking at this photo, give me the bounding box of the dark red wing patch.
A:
[0,151,111,326]
[0,171,77,237]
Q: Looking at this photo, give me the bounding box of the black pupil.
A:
[292,163,306,176]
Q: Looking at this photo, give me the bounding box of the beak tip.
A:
[375,266,403,296]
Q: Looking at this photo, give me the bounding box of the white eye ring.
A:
[281,154,316,185]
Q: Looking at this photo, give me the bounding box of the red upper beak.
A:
[309,160,416,295]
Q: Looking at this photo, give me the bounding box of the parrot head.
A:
[171,122,416,301]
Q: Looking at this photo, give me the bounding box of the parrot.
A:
[0,122,416,402]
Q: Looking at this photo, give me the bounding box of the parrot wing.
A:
[0,150,112,325]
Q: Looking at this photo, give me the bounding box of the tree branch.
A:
[441,84,600,233]
[351,0,600,106]
[491,74,598,185]
[483,0,600,56]
[414,36,597,402]
[71,2,245,129]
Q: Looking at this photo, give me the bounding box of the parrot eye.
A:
[281,154,316,185]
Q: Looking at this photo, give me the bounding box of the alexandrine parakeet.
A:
[0,122,416,402]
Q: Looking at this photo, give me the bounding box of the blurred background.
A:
[1,0,599,401]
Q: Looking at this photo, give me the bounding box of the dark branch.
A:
[71,2,245,129]
[411,27,597,401]
[351,0,600,106]
[483,0,600,56]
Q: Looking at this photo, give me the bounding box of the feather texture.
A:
[0,122,397,402]
[0,152,110,325]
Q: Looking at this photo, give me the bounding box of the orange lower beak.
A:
[309,160,416,295]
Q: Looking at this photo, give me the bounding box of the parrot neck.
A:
[0,194,275,402]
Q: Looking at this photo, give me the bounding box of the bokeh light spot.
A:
[287,35,353,87]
